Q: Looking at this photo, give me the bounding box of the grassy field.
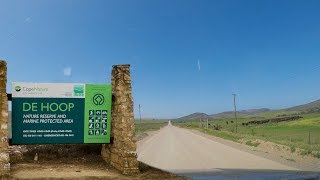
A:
[135,119,168,140]
[173,112,320,158]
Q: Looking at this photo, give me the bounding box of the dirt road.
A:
[137,122,297,173]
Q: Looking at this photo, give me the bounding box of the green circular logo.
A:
[15,86,21,92]
[93,94,105,106]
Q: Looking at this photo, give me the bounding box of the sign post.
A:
[12,83,111,144]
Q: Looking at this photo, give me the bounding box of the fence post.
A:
[0,60,10,176]
[308,131,311,145]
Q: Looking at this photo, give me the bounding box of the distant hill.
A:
[176,113,208,121]
[286,99,320,113]
[174,99,320,121]
[174,109,271,121]
[212,108,271,117]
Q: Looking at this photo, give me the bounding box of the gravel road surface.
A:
[137,122,297,174]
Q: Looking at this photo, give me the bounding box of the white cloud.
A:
[25,17,31,23]
[63,67,72,77]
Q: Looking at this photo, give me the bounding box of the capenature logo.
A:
[15,86,21,92]
[73,85,84,96]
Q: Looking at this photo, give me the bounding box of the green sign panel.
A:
[12,83,112,144]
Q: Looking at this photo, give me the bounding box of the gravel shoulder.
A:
[8,142,185,179]
[10,160,185,180]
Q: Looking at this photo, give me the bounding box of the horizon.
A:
[2,1,320,119]
[8,98,317,120]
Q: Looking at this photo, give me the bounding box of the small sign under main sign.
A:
[12,83,112,144]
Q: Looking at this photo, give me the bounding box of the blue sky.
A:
[1,0,320,119]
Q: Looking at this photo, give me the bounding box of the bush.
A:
[312,151,320,159]
[245,140,260,147]
[300,149,312,156]
[290,146,296,153]
[213,124,222,131]
[286,158,295,162]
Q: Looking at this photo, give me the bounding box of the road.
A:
[137,122,297,174]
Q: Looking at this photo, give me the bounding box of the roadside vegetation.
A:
[173,111,320,159]
[135,119,168,141]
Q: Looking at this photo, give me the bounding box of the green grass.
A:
[134,119,168,140]
[202,128,242,142]
[173,112,320,158]
[300,149,312,156]
[135,120,168,132]
[175,122,242,142]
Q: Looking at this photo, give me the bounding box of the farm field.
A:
[173,111,320,158]
[135,119,169,141]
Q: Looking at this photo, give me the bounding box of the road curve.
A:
[137,122,297,173]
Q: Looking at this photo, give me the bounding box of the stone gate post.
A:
[101,64,139,175]
[0,60,10,176]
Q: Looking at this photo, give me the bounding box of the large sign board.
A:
[12,83,112,144]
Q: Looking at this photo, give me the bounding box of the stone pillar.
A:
[0,60,10,176]
[101,64,139,175]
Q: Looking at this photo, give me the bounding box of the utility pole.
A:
[232,94,238,133]
[139,104,142,124]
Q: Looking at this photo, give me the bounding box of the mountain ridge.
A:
[175,99,320,121]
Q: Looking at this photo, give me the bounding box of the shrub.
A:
[312,151,320,159]
[300,149,312,156]
[245,140,260,147]
[213,124,222,131]
[286,158,295,162]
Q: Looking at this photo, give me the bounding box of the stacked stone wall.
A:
[102,65,139,175]
[0,60,10,176]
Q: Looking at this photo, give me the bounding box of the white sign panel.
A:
[12,82,85,98]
